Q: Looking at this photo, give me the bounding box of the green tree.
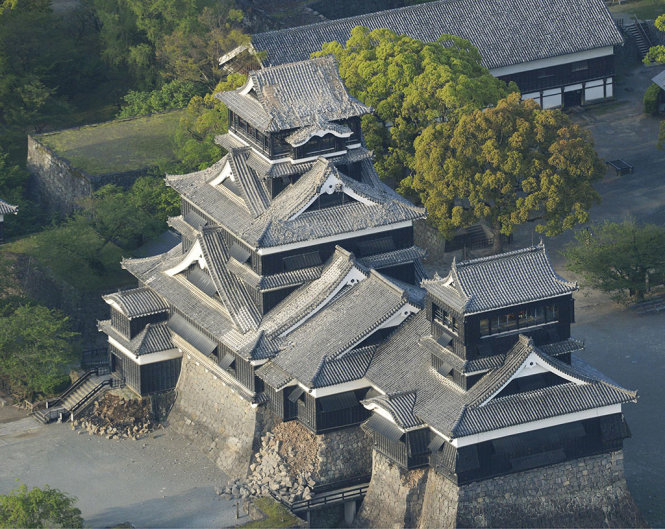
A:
[0,305,78,399]
[403,92,605,252]
[129,175,181,221]
[314,27,513,184]
[564,220,665,302]
[117,80,205,118]
[87,0,247,89]
[0,484,83,528]
[173,72,246,171]
[644,13,665,149]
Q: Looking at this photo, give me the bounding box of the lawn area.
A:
[37,110,185,176]
[240,497,302,528]
[610,0,665,19]
[2,225,134,293]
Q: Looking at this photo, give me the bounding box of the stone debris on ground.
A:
[218,421,318,504]
[73,393,152,440]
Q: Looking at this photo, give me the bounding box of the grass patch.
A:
[2,225,134,293]
[37,110,185,176]
[240,497,302,528]
[610,0,665,19]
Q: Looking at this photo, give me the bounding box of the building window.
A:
[480,304,559,336]
[571,60,588,72]
[433,304,458,333]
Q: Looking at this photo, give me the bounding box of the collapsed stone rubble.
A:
[219,422,317,504]
[74,394,152,440]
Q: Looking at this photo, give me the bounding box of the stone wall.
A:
[316,425,372,484]
[355,451,428,529]
[167,353,275,479]
[27,135,92,215]
[413,219,449,265]
[359,449,645,528]
[27,134,153,215]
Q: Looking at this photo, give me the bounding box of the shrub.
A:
[643,83,661,115]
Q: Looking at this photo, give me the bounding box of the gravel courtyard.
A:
[0,418,242,528]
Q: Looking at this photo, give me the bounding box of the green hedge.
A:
[644,83,661,115]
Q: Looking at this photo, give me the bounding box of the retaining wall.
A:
[166,353,275,479]
[358,449,645,528]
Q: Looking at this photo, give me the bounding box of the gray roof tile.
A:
[652,69,665,91]
[251,0,622,70]
[99,320,175,356]
[422,244,577,314]
[216,56,370,132]
[271,270,409,388]
[366,312,636,439]
[102,287,169,319]
[168,156,424,249]
[0,198,17,216]
[363,390,424,429]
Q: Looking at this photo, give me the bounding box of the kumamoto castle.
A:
[55,0,645,526]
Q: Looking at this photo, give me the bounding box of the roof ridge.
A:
[253,0,455,39]
[455,244,544,268]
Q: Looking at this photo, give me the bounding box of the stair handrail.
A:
[632,15,653,48]
[68,375,125,421]
[44,368,99,410]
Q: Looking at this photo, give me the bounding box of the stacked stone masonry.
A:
[357,449,645,528]
[167,353,275,479]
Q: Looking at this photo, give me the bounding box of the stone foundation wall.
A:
[359,449,645,528]
[316,426,372,484]
[27,135,92,215]
[413,219,448,265]
[27,134,152,215]
[355,451,428,529]
[167,353,275,479]
[446,451,646,529]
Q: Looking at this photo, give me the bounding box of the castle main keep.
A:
[97,56,641,527]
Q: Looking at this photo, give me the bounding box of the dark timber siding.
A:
[110,345,140,394]
[430,414,630,484]
[259,226,413,275]
[140,358,181,395]
[500,55,614,94]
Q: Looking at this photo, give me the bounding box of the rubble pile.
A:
[74,394,152,440]
[220,422,319,503]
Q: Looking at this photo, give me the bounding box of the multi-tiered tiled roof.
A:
[250,0,623,70]
[422,244,577,314]
[365,314,636,440]
[216,57,370,132]
[168,156,424,249]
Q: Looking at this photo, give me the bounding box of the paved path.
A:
[0,421,243,528]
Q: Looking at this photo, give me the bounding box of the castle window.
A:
[481,304,559,336]
[433,304,458,333]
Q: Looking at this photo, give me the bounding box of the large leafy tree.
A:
[314,27,513,184]
[644,13,665,149]
[403,92,605,251]
[0,0,102,156]
[86,0,247,89]
[0,304,78,399]
[0,484,83,528]
[564,220,665,302]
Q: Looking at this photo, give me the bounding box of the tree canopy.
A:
[644,13,665,149]
[173,72,246,171]
[402,92,605,251]
[0,304,77,399]
[0,484,83,528]
[564,220,665,302]
[313,27,514,184]
[86,0,248,89]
